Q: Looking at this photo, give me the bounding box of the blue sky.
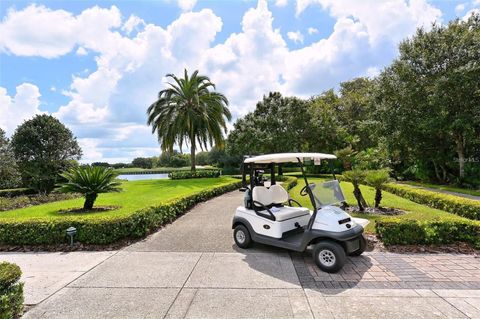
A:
[0,0,478,163]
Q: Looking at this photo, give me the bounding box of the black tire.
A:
[349,235,367,257]
[234,224,252,249]
[313,240,346,273]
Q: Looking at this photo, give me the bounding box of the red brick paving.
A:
[292,252,480,289]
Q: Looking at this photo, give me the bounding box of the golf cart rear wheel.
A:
[234,225,252,249]
[349,235,367,257]
[313,240,346,273]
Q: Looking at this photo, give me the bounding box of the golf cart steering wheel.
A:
[300,183,315,196]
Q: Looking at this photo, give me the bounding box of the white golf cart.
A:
[232,153,369,273]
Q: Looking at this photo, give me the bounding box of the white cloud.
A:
[474,0,480,6]
[275,0,288,7]
[76,47,88,56]
[463,8,480,20]
[0,4,122,58]
[287,30,304,43]
[0,83,42,134]
[0,0,443,162]
[455,3,466,14]
[122,15,145,34]
[295,0,442,43]
[177,0,197,11]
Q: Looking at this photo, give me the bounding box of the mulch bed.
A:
[346,206,405,215]
[365,234,479,255]
[58,206,120,214]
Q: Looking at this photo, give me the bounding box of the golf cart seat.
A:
[252,186,310,221]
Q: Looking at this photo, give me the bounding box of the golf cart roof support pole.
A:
[249,164,254,207]
[270,163,276,185]
[297,158,318,230]
[329,159,337,180]
[241,163,247,188]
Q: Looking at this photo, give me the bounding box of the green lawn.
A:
[403,181,480,197]
[0,177,237,220]
[115,166,215,174]
[289,178,472,233]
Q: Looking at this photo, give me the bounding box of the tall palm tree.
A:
[147,69,231,172]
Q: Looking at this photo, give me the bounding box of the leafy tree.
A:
[342,169,367,211]
[376,14,480,181]
[227,92,310,156]
[132,157,153,169]
[59,166,122,210]
[0,128,21,189]
[365,169,390,208]
[195,151,211,166]
[11,115,82,194]
[147,69,231,172]
[337,78,378,150]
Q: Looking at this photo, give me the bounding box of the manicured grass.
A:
[115,166,215,174]
[403,181,480,197]
[289,178,472,233]
[0,177,238,221]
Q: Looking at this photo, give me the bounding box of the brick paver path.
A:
[293,252,480,290]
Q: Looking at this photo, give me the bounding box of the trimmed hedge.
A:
[376,218,480,248]
[276,176,298,190]
[0,262,24,319]
[0,181,241,246]
[383,183,480,220]
[168,170,221,180]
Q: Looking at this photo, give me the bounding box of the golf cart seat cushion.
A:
[269,184,289,204]
[252,186,272,206]
[272,206,310,221]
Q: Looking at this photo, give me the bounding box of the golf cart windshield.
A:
[309,180,345,208]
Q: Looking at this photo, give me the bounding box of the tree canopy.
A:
[147,69,231,171]
[11,115,82,194]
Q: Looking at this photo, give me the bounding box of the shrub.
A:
[376,218,480,248]
[59,166,122,210]
[383,183,480,220]
[276,176,298,191]
[0,181,241,245]
[0,262,24,319]
[169,170,221,179]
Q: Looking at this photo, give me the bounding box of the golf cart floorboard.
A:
[253,231,306,252]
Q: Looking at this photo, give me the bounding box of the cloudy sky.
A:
[0,0,478,163]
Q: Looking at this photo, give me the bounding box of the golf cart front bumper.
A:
[307,224,364,253]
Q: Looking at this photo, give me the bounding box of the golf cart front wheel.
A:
[313,240,346,273]
[234,224,252,249]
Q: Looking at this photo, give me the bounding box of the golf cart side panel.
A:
[235,206,310,239]
[232,215,364,253]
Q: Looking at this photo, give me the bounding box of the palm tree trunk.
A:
[83,193,97,210]
[190,138,196,172]
[374,188,382,208]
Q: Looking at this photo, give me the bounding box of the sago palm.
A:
[147,69,231,172]
[59,166,122,210]
[365,169,390,208]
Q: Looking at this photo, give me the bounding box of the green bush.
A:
[276,176,298,190]
[383,183,480,220]
[0,262,24,319]
[376,218,480,248]
[168,170,221,179]
[0,181,241,245]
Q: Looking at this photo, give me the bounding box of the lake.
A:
[117,173,169,181]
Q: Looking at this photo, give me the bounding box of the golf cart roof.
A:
[244,153,337,164]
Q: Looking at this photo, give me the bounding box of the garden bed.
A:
[0,193,80,211]
[0,177,241,246]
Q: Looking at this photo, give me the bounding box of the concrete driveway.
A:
[1,190,479,318]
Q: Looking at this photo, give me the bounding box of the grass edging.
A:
[383,183,480,220]
[376,218,480,248]
[0,180,241,246]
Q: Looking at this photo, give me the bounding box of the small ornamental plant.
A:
[365,169,391,208]
[59,165,122,210]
